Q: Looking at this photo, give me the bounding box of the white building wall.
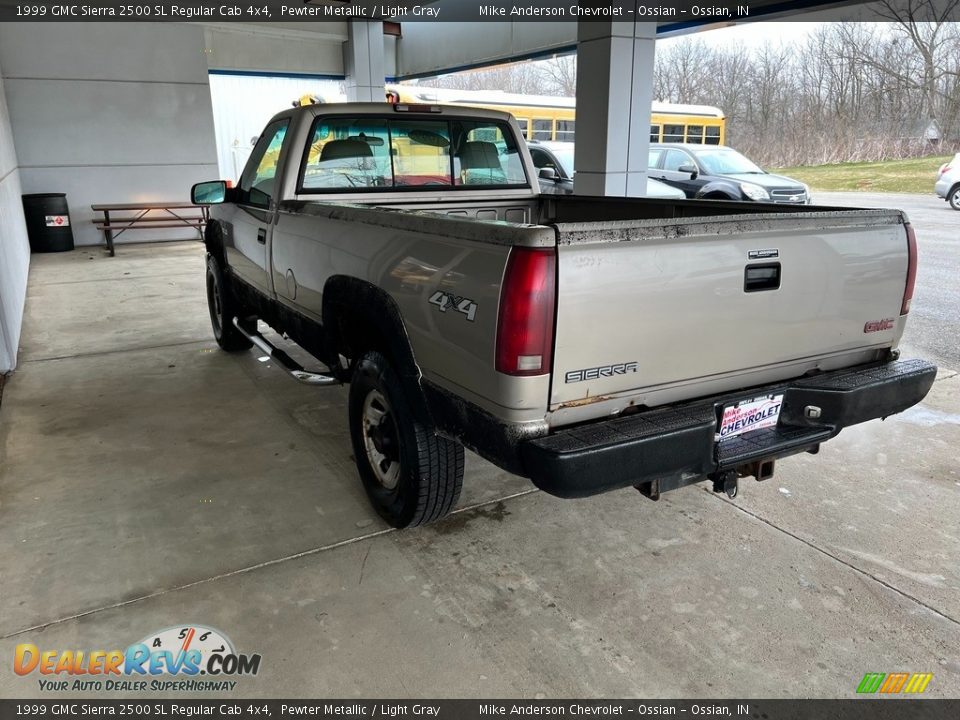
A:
[0,56,31,372]
[208,74,344,180]
[0,22,219,247]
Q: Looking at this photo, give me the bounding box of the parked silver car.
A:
[935,153,960,210]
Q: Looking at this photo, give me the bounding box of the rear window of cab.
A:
[298,116,529,193]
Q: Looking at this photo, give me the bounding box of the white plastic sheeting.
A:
[208,73,345,180]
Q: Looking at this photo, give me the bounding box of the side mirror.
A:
[191,180,227,205]
[538,167,558,181]
[678,164,698,178]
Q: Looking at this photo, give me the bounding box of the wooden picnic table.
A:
[91,201,209,257]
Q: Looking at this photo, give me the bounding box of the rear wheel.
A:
[950,185,960,210]
[206,254,253,352]
[348,350,464,527]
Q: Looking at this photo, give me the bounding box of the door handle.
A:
[257,228,266,244]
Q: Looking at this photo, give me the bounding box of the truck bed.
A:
[280,195,909,427]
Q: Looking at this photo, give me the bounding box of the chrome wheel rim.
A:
[362,389,400,489]
[952,190,960,207]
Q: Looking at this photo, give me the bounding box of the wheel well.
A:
[204,220,227,265]
[701,191,734,200]
[322,276,420,379]
[323,276,432,421]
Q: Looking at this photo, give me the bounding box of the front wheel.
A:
[206,255,253,352]
[949,185,960,210]
[348,351,464,528]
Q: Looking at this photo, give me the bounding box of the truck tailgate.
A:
[549,210,910,411]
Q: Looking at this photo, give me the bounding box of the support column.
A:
[573,20,656,197]
[343,21,385,102]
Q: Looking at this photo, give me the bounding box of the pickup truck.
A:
[191,102,936,528]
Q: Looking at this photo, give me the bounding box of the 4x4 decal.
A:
[429,291,478,322]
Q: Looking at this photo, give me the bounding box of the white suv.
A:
[935,153,960,210]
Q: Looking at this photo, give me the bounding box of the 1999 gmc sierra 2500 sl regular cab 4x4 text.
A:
[191,102,935,527]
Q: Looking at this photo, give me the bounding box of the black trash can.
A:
[22,193,75,253]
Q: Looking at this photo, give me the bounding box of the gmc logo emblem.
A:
[864,318,895,333]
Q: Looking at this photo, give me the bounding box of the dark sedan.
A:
[648,143,811,204]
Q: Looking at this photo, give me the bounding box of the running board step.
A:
[232,317,339,387]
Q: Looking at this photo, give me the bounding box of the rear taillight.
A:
[901,223,917,315]
[939,164,951,176]
[495,247,556,376]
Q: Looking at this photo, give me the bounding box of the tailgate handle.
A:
[257,228,267,244]
[744,263,781,293]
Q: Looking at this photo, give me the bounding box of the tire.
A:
[348,350,464,528]
[950,184,960,211]
[206,254,253,352]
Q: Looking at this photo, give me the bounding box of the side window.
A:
[648,149,663,169]
[516,119,529,140]
[686,125,704,144]
[530,148,550,169]
[705,126,722,145]
[239,120,289,207]
[650,125,661,143]
[663,149,694,172]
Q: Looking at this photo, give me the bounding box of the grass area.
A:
[772,155,951,194]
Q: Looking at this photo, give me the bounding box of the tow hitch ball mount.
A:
[711,470,739,498]
[710,458,777,498]
[635,458,777,502]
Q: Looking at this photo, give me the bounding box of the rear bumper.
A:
[520,358,937,499]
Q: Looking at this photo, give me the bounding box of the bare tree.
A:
[420,19,960,166]
[538,55,577,96]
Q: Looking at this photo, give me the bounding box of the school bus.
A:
[385,84,726,145]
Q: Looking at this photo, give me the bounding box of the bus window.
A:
[705,126,721,145]
[650,125,661,143]
[662,124,684,143]
[532,119,553,141]
[686,125,704,144]
[556,120,575,142]
[516,119,529,139]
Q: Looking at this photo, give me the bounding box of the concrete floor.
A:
[1,221,959,699]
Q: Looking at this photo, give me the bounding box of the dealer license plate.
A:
[717,394,784,442]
